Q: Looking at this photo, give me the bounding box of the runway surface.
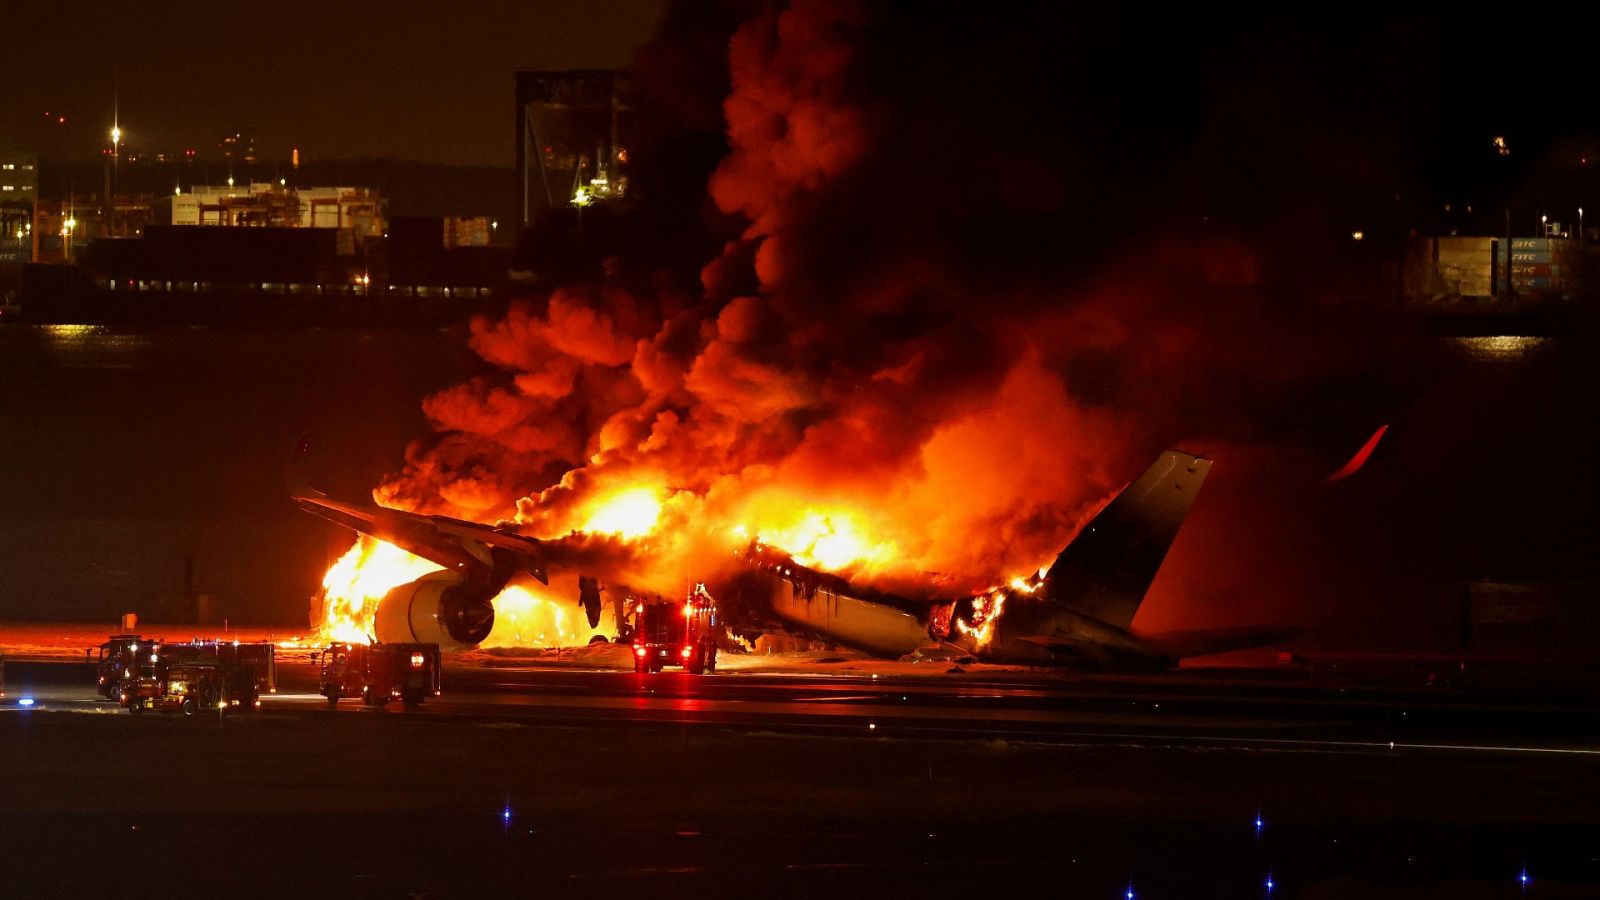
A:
[7,655,1600,897]
[9,654,1600,756]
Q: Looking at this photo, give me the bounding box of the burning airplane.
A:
[286,5,1330,665]
[294,448,1231,668]
[719,450,1212,667]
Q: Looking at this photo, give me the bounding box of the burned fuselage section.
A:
[718,542,932,657]
[714,451,1214,669]
[717,540,1165,667]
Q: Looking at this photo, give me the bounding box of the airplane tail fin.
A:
[1042,450,1211,631]
[285,435,325,502]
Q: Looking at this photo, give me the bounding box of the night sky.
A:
[0,0,665,166]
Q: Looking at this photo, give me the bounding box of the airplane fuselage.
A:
[726,561,1168,668]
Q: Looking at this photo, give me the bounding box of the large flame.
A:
[746,510,897,573]
[318,537,442,643]
[480,584,572,647]
[314,537,620,650]
[580,486,664,539]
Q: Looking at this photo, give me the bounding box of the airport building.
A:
[170,183,385,239]
[1404,235,1586,304]
[1,150,39,265]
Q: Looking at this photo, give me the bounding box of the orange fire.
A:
[481,580,615,648]
[314,476,1030,649]
[580,485,664,539]
[317,536,442,643]
[727,496,901,576]
[314,538,619,650]
[955,589,1006,647]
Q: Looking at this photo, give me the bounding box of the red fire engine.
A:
[121,659,260,716]
[317,642,441,710]
[167,640,278,695]
[95,635,277,700]
[94,634,158,700]
[630,584,719,674]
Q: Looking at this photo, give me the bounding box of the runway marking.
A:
[987,731,1600,757]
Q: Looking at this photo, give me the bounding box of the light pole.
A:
[572,187,592,255]
[1579,207,1584,243]
[109,125,122,236]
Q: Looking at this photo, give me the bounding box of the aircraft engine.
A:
[373,570,495,652]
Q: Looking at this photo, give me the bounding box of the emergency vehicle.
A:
[317,642,441,710]
[631,585,719,674]
[95,634,158,700]
[166,640,278,694]
[121,659,260,716]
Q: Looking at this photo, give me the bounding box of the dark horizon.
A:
[0,0,666,168]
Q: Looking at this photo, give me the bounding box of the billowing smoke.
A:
[375,2,1388,617]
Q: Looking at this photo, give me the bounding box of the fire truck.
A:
[166,640,278,694]
[121,659,260,716]
[630,585,719,674]
[96,635,278,700]
[317,642,441,710]
[95,634,158,700]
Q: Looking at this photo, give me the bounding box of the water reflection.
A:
[1448,335,1551,362]
[30,323,151,368]
[40,324,106,337]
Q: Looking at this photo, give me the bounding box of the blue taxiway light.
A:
[18,697,34,707]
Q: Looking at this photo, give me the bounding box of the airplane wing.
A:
[288,438,548,584]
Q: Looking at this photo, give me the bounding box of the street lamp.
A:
[109,125,123,236]
[572,188,593,252]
